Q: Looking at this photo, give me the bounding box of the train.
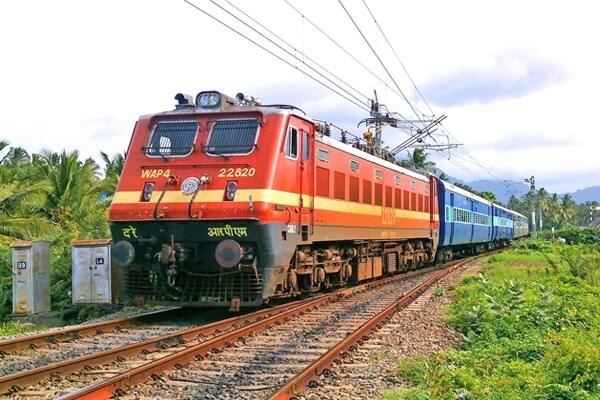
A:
[109,90,529,310]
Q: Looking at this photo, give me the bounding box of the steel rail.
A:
[0,307,180,355]
[269,256,479,399]
[0,296,323,395]
[52,264,447,400]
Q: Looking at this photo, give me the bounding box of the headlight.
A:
[195,91,222,108]
[181,177,200,196]
[142,183,154,202]
[225,181,237,201]
[112,240,135,267]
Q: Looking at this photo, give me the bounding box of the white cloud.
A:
[0,0,598,193]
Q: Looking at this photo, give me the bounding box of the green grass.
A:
[383,240,600,400]
[0,321,38,337]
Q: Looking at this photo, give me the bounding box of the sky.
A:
[0,0,598,194]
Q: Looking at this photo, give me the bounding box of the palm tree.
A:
[401,148,436,173]
[558,194,577,226]
[32,150,102,227]
[0,142,53,242]
[100,152,125,196]
[479,191,497,202]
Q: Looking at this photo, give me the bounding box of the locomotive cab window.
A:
[146,121,198,156]
[349,160,359,172]
[285,126,298,159]
[206,119,259,155]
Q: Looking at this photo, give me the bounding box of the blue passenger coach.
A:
[491,203,515,242]
[435,178,494,261]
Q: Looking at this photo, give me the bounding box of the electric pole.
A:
[525,175,537,239]
[590,205,600,226]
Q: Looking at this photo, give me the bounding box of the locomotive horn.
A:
[235,92,246,104]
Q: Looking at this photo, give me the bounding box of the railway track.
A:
[0,254,487,399]
[0,307,179,355]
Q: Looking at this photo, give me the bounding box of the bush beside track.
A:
[384,238,600,400]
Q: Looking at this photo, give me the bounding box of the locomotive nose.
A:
[214,239,243,269]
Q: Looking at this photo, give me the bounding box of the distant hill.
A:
[569,186,600,203]
[427,169,598,205]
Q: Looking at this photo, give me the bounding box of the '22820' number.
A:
[218,167,256,178]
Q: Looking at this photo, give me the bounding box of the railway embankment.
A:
[381,239,600,400]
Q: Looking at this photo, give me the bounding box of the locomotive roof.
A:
[139,104,308,120]
[317,134,429,182]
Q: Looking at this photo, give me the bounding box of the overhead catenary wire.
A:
[222,0,371,105]
[203,0,371,109]
[183,0,370,113]
[336,0,424,129]
[360,0,435,116]
[283,0,415,126]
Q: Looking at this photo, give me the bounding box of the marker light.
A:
[142,183,154,202]
[195,91,222,108]
[181,177,200,196]
[225,181,238,201]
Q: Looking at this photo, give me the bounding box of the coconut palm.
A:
[100,151,125,196]
[401,148,436,173]
[32,150,102,227]
[0,141,53,241]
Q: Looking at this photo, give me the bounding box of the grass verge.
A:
[383,240,600,400]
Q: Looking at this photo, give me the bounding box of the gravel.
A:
[298,260,485,400]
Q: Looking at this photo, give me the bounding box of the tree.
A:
[400,148,436,173]
[0,140,53,242]
[100,151,125,197]
[31,150,102,231]
[479,191,497,202]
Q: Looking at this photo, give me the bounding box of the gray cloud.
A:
[423,53,566,106]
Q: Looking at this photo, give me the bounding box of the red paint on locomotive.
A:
[109,91,439,308]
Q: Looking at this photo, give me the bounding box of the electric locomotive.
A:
[109,91,440,309]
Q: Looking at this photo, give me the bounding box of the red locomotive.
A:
[109,90,439,310]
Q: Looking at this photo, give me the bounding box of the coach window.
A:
[375,169,383,180]
[285,126,298,160]
[350,160,359,172]
[317,148,329,162]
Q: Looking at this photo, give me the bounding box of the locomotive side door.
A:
[290,116,314,241]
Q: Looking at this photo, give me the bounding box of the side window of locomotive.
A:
[285,126,298,159]
[317,149,329,162]
[146,121,198,157]
[302,131,309,160]
[206,119,259,155]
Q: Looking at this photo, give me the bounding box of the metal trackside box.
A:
[71,239,112,304]
[10,240,51,315]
